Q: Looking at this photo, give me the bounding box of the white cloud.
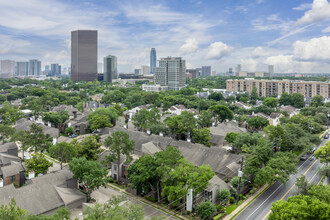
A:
[251,14,294,32]
[322,26,330,32]
[296,0,330,25]
[293,36,330,62]
[293,3,312,11]
[206,41,233,59]
[179,38,199,54]
[252,47,270,58]
[240,59,258,71]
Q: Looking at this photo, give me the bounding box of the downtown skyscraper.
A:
[71,30,97,81]
[103,55,117,83]
[150,48,156,74]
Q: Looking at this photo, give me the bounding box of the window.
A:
[10,176,16,182]
[113,165,117,171]
[203,190,212,201]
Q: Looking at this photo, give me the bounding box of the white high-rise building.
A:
[28,59,41,76]
[0,60,15,78]
[141,65,150,75]
[98,62,103,73]
[268,65,274,75]
[154,57,186,90]
[16,62,29,76]
[235,64,241,74]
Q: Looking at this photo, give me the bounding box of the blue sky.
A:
[0,0,330,73]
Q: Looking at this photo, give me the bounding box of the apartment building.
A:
[226,78,330,98]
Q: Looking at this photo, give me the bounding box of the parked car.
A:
[324,134,329,139]
[300,155,308,161]
[69,134,78,138]
[312,147,317,153]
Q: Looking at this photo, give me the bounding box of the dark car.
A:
[300,155,308,161]
[69,134,78,138]
[324,134,329,139]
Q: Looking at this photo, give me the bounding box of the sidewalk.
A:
[224,184,269,220]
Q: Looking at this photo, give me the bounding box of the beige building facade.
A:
[226,78,330,98]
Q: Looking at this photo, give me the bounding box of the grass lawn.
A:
[226,204,238,215]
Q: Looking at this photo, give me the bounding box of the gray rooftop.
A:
[0,142,18,154]
[14,118,59,138]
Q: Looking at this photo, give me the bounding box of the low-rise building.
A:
[142,84,169,92]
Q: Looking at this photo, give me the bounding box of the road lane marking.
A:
[261,159,319,220]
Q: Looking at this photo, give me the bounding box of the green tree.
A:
[192,127,211,146]
[209,105,233,125]
[279,92,292,106]
[0,102,24,125]
[104,131,135,182]
[69,157,108,201]
[225,132,239,144]
[311,95,323,107]
[88,114,112,131]
[25,153,53,176]
[87,107,119,128]
[132,108,149,131]
[0,198,27,220]
[263,97,278,108]
[292,93,304,108]
[24,123,51,152]
[84,196,146,220]
[76,135,103,161]
[295,175,310,195]
[247,116,269,131]
[0,124,15,144]
[314,142,330,164]
[42,110,69,129]
[208,92,224,101]
[195,201,217,220]
[65,126,74,136]
[251,86,258,101]
[197,110,212,128]
[49,142,78,169]
[165,111,197,140]
[218,189,231,205]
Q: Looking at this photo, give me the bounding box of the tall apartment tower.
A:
[71,30,98,81]
[150,48,157,74]
[154,57,186,90]
[103,55,117,83]
[28,59,41,76]
[235,64,242,74]
[16,62,29,76]
[268,65,274,76]
[0,60,15,78]
[201,66,211,76]
[50,64,61,76]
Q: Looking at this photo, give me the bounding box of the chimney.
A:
[73,111,77,119]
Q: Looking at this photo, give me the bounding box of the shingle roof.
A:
[0,153,20,167]
[269,112,282,119]
[280,105,298,114]
[0,169,85,215]
[1,161,25,177]
[14,119,59,138]
[0,142,18,154]
[51,105,79,116]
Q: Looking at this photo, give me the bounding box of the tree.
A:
[84,196,146,220]
[292,93,304,108]
[49,142,78,169]
[192,128,211,147]
[247,116,269,131]
[230,176,249,189]
[314,141,330,165]
[209,105,233,125]
[208,92,224,101]
[225,132,239,144]
[24,123,51,152]
[195,201,217,220]
[295,175,310,195]
[75,135,103,161]
[0,124,15,144]
[232,132,267,151]
[0,102,24,125]
[263,97,278,108]
[25,153,53,176]
[104,131,134,183]
[0,198,27,219]
[311,95,323,107]
[218,189,231,205]
[65,126,74,136]
[69,157,108,201]
[165,111,197,140]
[197,110,212,128]
[279,92,292,106]
[88,115,112,131]
[42,111,69,129]
[132,108,149,131]
[87,107,119,129]
[251,86,258,101]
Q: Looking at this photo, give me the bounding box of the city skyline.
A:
[0,0,330,73]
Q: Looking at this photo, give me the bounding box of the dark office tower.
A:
[103,55,117,83]
[71,30,97,81]
[150,48,156,74]
[50,64,61,76]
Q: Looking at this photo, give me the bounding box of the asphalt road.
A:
[234,138,328,220]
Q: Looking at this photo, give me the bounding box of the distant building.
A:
[254,72,265,77]
[142,84,169,92]
[28,59,41,76]
[154,57,186,90]
[238,71,248,77]
[44,65,50,75]
[141,65,150,75]
[150,48,156,74]
[235,64,241,74]
[211,71,216,76]
[97,62,103,73]
[71,30,98,81]
[268,65,274,75]
[226,78,330,98]
[16,62,29,76]
[50,64,61,76]
[0,60,15,78]
[229,68,233,74]
[201,66,211,76]
[103,55,117,83]
[134,69,141,75]
[186,69,198,79]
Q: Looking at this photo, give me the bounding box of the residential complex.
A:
[150,48,156,74]
[16,62,29,76]
[226,78,330,98]
[201,66,211,76]
[28,59,41,76]
[71,30,98,81]
[0,60,15,78]
[186,69,198,80]
[154,57,186,90]
[142,84,169,92]
[50,64,61,76]
[103,55,117,83]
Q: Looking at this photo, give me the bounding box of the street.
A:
[234,138,327,220]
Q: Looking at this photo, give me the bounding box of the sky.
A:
[0,0,330,73]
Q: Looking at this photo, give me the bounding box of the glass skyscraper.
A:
[150,48,156,74]
[103,55,117,83]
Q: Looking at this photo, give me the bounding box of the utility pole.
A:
[236,157,244,205]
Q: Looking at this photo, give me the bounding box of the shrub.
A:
[196,201,217,220]
[250,187,257,195]
[145,196,156,203]
[229,196,235,204]
[218,189,231,205]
